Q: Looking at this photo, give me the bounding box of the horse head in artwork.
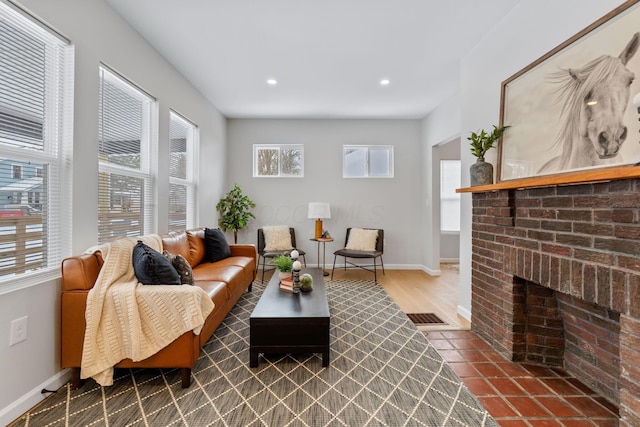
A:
[539,32,639,173]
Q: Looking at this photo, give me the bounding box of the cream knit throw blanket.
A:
[81,234,214,386]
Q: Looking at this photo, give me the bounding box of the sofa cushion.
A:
[132,241,181,285]
[185,228,206,267]
[161,231,190,260]
[194,281,230,307]
[163,250,195,285]
[204,228,231,262]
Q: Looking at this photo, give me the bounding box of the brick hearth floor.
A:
[425,330,619,427]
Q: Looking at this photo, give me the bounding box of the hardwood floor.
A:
[273,263,470,331]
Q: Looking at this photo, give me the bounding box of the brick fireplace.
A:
[470,178,640,426]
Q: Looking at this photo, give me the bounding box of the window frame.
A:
[253,144,304,178]
[440,159,461,233]
[97,65,158,243]
[0,1,73,293]
[342,145,394,178]
[168,110,198,232]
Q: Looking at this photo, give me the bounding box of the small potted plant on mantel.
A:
[468,124,510,186]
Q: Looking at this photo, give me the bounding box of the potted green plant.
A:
[272,253,293,279]
[468,125,509,186]
[216,183,256,243]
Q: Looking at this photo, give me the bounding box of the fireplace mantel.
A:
[457,165,640,193]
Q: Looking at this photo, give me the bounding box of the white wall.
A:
[226,119,423,268]
[0,0,226,423]
[457,0,627,321]
[421,93,461,275]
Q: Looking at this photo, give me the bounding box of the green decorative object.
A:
[300,273,313,292]
[468,125,509,186]
[272,253,293,272]
[216,183,256,243]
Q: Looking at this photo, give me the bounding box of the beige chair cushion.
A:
[263,226,293,251]
[346,228,378,251]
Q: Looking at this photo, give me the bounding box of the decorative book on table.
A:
[280,277,293,292]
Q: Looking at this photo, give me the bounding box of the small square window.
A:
[343,145,394,178]
[253,144,304,177]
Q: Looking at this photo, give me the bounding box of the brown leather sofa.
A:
[60,228,256,388]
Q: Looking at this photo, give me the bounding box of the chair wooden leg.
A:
[260,256,266,282]
[380,256,385,274]
[181,368,191,388]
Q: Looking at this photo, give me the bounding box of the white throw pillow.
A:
[345,228,378,251]
[263,225,293,251]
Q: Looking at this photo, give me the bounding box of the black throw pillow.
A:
[204,228,231,262]
[163,250,195,285]
[132,241,181,285]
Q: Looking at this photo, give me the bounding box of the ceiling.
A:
[105,0,520,119]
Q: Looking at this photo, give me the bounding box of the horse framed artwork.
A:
[498,1,640,182]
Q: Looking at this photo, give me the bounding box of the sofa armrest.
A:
[229,244,256,260]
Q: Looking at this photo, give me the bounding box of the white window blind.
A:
[169,111,197,232]
[440,160,461,232]
[98,66,157,243]
[0,2,73,290]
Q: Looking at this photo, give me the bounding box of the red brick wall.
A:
[556,293,620,403]
[470,179,640,426]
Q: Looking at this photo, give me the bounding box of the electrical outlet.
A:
[10,316,28,346]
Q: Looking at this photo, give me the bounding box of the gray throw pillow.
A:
[163,250,195,285]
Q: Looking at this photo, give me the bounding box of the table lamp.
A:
[308,202,331,239]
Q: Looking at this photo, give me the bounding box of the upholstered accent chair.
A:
[331,227,384,283]
[257,227,306,282]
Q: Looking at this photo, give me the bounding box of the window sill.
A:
[0,269,61,296]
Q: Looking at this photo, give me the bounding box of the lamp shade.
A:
[307,202,331,219]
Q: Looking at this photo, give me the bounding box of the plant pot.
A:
[470,159,493,186]
[278,271,291,280]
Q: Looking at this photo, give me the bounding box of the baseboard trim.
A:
[421,265,441,276]
[457,305,472,322]
[323,263,442,276]
[0,369,71,427]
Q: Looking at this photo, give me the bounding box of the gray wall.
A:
[0,0,226,423]
[226,119,423,268]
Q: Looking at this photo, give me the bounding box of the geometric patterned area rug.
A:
[11,280,497,427]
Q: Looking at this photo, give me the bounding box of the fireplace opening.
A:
[514,277,621,405]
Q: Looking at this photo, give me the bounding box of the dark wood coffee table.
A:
[250,268,330,367]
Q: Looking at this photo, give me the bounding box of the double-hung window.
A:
[253,144,304,177]
[343,145,394,178]
[98,66,157,243]
[440,160,461,232]
[169,111,198,232]
[0,2,73,289]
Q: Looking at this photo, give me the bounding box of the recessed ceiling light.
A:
[266,79,278,86]
[380,79,390,86]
